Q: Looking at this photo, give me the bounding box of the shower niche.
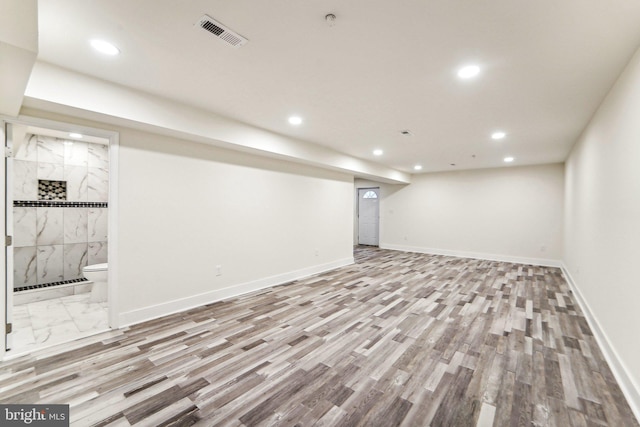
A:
[38,179,67,201]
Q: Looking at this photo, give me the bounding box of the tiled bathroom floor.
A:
[10,293,109,356]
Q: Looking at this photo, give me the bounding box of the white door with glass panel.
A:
[358,188,379,246]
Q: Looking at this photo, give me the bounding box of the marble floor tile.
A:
[62,299,108,332]
[27,299,73,330]
[10,291,109,355]
[33,320,82,346]
[12,325,36,349]
[11,305,32,329]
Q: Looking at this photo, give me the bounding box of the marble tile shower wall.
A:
[12,134,109,290]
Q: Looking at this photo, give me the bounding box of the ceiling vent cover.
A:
[198,15,248,48]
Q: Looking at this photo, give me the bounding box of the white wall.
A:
[117,127,354,322]
[357,164,564,265]
[564,47,640,408]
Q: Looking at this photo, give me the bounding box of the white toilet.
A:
[83,263,108,303]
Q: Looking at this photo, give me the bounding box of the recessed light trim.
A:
[69,133,83,138]
[414,165,422,171]
[90,39,120,56]
[457,64,480,79]
[373,149,383,156]
[491,131,506,140]
[288,116,303,125]
[504,156,514,163]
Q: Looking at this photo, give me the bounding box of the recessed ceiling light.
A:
[504,156,514,163]
[373,149,383,156]
[69,133,83,138]
[288,116,303,125]
[414,165,423,171]
[457,65,480,79]
[491,131,506,140]
[90,39,120,56]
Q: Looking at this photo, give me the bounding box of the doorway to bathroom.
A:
[3,117,116,356]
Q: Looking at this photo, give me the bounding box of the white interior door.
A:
[4,122,14,351]
[358,188,379,246]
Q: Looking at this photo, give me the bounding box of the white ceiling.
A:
[36,0,640,173]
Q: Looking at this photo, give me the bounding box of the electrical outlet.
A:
[216,265,222,276]
[314,249,319,257]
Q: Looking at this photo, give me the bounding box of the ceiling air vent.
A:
[198,15,248,48]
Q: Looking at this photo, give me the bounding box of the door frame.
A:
[356,186,380,246]
[1,114,120,359]
[2,122,10,351]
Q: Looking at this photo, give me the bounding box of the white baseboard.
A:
[561,264,640,423]
[380,243,562,267]
[118,257,354,327]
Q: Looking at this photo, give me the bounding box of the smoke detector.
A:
[198,15,248,48]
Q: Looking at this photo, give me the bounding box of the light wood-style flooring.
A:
[1,246,638,426]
